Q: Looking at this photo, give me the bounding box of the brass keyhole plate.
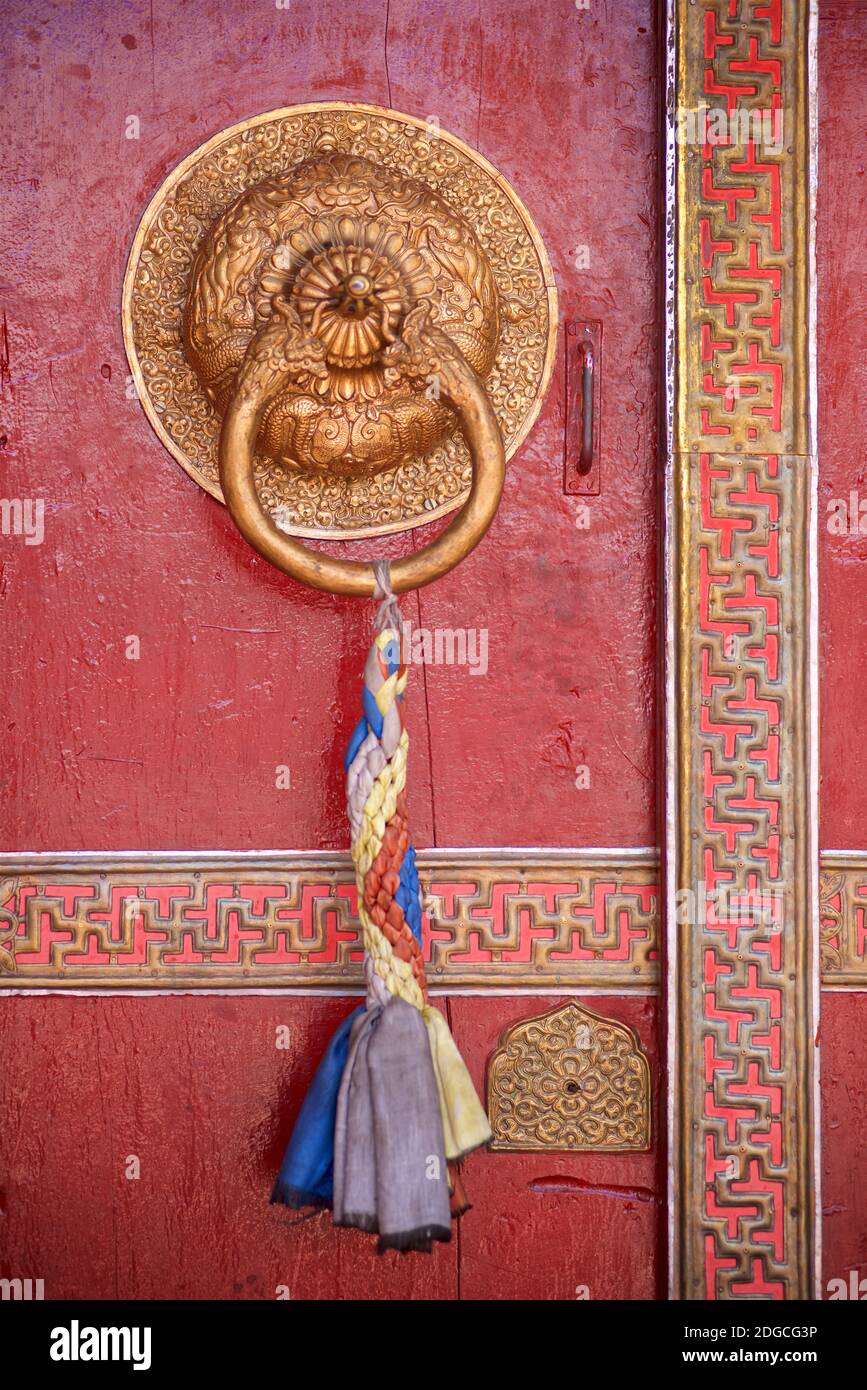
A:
[122,103,557,541]
[487,1001,652,1152]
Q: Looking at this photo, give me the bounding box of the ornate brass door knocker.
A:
[122,105,558,1251]
[123,103,557,594]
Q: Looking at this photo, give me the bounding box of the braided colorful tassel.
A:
[272,573,490,1250]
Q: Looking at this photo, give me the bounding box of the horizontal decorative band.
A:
[0,849,863,990]
[820,852,867,988]
[0,849,657,990]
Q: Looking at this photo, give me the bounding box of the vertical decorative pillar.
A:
[664,1,819,1298]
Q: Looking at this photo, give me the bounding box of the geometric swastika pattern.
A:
[0,851,658,992]
[0,848,852,997]
[669,0,816,1300]
[683,451,811,1302]
[678,3,807,457]
[819,854,867,986]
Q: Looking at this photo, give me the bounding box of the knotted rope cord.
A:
[346,559,428,1010]
[272,557,492,1230]
[372,558,404,635]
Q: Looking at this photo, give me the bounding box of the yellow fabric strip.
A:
[351,731,408,878]
[423,1006,492,1160]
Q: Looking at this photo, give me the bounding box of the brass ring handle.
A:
[218,298,506,596]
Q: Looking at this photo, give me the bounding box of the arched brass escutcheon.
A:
[487,1001,652,1152]
[123,104,557,592]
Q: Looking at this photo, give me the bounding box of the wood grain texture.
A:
[0,995,457,1299]
[0,993,659,1300]
[450,995,662,1300]
[0,0,660,1299]
[818,1,867,847]
[816,4,867,1293]
[0,0,658,854]
[820,993,867,1294]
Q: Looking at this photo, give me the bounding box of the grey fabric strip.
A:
[333,1005,381,1230]
[333,997,452,1248]
[368,997,451,1250]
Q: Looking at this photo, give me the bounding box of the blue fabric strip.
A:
[270,1005,364,1209]
[380,635,400,673]
[396,844,423,945]
[344,716,369,771]
[362,686,384,738]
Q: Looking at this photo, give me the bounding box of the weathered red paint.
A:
[0,994,458,1300]
[817,0,867,1295]
[0,0,661,1298]
[451,996,662,1300]
[0,0,659,855]
[0,993,660,1300]
[818,1,867,848]
[820,993,867,1296]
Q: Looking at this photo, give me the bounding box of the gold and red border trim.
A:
[1,848,860,995]
[0,849,658,992]
[663,1,819,1299]
[819,852,867,988]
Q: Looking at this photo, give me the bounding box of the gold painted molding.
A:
[665,1,818,1300]
[820,852,867,987]
[0,850,858,994]
[0,849,657,991]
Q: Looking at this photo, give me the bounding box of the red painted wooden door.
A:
[817,0,867,1297]
[0,0,661,1298]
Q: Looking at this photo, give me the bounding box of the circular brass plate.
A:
[122,103,558,540]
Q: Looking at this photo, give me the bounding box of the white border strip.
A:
[0,986,661,999]
[807,0,822,1301]
[662,0,680,1303]
[0,845,658,871]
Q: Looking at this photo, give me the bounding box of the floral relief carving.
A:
[125,105,556,539]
